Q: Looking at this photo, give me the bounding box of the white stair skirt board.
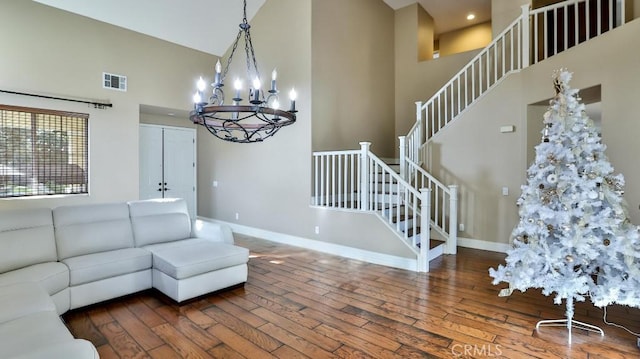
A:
[202,217,421,272]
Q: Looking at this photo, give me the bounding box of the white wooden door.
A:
[139,125,164,201]
[139,125,196,218]
[162,127,196,218]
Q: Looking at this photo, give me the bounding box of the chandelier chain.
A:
[222,30,243,85]
[220,0,261,87]
[244,26,261,82]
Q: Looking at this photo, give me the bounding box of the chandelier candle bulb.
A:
[251,77,261,104]
[289,88,297,112]
[193,91,202,104]
[197,77,207,92]
[270,69,277,92]
[233,78,242,101]
[214,60,222,86]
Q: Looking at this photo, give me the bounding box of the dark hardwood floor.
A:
[63,235,640,358]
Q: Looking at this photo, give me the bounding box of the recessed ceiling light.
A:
[467,13,476,21]
[167,112,175,116]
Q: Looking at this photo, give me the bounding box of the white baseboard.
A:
[457,236,509,253]
[199,217,509,272]
[203,218,420,271]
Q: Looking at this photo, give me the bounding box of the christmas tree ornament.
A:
[489,69,640,344]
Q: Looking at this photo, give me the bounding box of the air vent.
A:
[103,72,127,91]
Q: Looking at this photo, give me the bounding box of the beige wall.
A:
[139,112,196,129]
[0,0,212,211]
[417,5,435,61]
[428,19,640,245]
[394,4,479,145]
[311,0,395,156]
[438,21,492,56]
[491,0,530,36]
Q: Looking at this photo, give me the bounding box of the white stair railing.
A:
[419,7,529,144]
[399,136,458,254]
[415,0,625,149]
[530,0,625,65]
[405,158,458,255]
[312,142,459,272]
[312,150,360,209]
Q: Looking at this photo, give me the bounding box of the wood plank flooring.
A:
[63,235,640,358]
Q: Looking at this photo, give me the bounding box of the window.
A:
[0,105,88,198]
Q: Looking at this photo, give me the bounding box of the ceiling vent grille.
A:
[103,72,127,91]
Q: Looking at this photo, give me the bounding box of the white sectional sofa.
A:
[0,198,249,358]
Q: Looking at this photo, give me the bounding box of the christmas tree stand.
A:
[535,297,604,344]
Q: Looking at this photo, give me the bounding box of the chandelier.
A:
[190,0,297,143]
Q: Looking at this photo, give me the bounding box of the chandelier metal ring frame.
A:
[190,0,297,144]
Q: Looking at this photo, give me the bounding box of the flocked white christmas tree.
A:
[489,69,640,342]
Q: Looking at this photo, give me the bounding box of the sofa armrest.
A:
[192,219,234,244]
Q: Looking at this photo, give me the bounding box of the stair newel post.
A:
[447,185,458,255]
[359,142,371,211]
[419,188,431,272]
[415,101,423,161]
[399,136,406,181]
[521,4,530,69]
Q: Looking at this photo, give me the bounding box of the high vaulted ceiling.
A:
[33,0,267,56]
[33,0,491,57]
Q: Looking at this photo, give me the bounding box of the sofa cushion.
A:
[53,202,135,260]
[62,247,152,286]
[129,198,192,247]
[144,238,249,280]
[0,282,55,324]
[12,339,98,359]
[0,262,69,296]
[0,311,75,358]
[0,208,57,273]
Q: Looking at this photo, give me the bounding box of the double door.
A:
[139,125,196,218]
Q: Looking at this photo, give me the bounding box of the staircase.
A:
[311,0,626,272]
[312,143,457,272]
[408,0,626,151]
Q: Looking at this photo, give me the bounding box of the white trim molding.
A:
[201,217,421,271]
[457,236,509,253]
[199,217,508,272]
